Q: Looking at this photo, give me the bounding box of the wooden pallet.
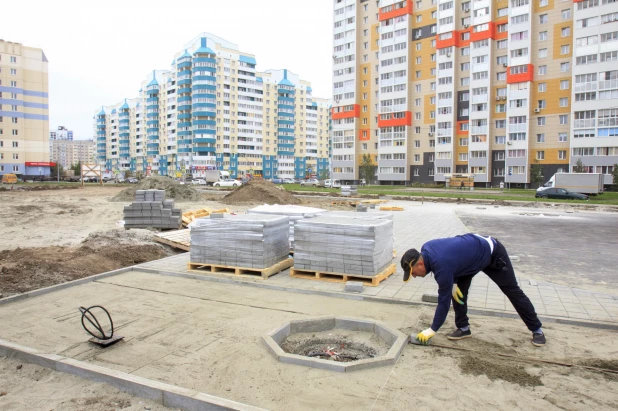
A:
[187,258,293,279]
[379,206,404,211]
[182,207,232,227]
[290,263,396,287]
[153,229,191,251]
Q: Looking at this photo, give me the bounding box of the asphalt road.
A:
[456,206,618,293]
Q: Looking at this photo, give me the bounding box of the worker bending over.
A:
[401,234,545,347]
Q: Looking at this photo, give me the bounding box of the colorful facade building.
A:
[332,0,618,187]
[95,33,330,179]
[0,40,50,177]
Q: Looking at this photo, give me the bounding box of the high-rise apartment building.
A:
[50,138,95,169]
[50,125,73,141]
[570,0,618,183]
[0,40,50,177]
[332,0,618,187]
[95,33,330,179]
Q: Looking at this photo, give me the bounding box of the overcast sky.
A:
[5,0,333,140]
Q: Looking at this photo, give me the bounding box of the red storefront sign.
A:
[25,162,56,167]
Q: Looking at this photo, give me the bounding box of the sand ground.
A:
[0,270,617,411]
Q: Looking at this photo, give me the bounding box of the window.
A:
[536,151,545,160]
[495,152,505,161]
[558,150,567,160]
[537,134,545,143]
[538,117,546,126]
[561,27,570,37]
[559,133,568,142]
[12,153,18,160]
[539,14,548,24]
[10,69,16,76]
[538,83,546,92]
[539,31,548,41]
[495,135,506,144]
[561,45,570,55]
[560,80,569,90]
[12,130,18,136]
[538,48,548,58]
[561,62,570,72]
[538,65,547,75]
[497,72,506,81]
[559,115,568,125]
[539,0,548,6]
[12,141,18,147]
[562,9,571,19]
[559,97,568,107]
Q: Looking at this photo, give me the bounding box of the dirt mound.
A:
[111,175,203,202]
[0,229,176,297]
[221,179,300,205]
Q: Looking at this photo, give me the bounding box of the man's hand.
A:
[415,328,436,345]
[452,284,464,305]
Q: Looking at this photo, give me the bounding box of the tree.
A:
[359,154,376,184]
[319,168,330,180]
[612,164,618,186]
[530,160,544,188]
[50,163,64,180]
[573,158,586,173]
[71,161,82,175]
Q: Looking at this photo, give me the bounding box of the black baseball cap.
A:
[401,248,421,282]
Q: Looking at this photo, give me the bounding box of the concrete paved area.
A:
[457,206,618,291]
[138,201,618,325]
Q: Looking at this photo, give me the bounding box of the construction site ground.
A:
[1,185,618,410]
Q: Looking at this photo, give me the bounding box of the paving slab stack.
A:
[123,189,182,229]
[340,185,358,197]
[189,214,290,268]
[247,204,325,251]
[293,212,394,276]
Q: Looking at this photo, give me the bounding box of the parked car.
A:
[213,178,241,187]
[300,178,319,187]
[535,188,589,200]
[127,177,139,184]
[192,179,206,185]
[1,174,18,184]
[271,178,284,184]
[318,179,341,188]
[282,178,295,184]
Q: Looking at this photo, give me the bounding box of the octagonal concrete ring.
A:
[262,316,408,373]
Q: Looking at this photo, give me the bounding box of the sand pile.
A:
[221,179,300,205]
[111,176,203,202]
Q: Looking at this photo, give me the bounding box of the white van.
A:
[323,179,341,188]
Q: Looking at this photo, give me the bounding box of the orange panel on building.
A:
[456,121,469,134]
[436,28,472,49]
[379,2,413,21]
[377,112,412,128]
[470,22,496,42]
[506,64,534,84]
[331,104,360,120]
[358,129,371,141]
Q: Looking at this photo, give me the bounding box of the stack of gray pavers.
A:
[190,214,290,268]
[294,211,394,276]
[341,185,358,197]
[246,204,325,251]
[123,189,182,229]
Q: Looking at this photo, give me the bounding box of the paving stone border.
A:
[0,339,264,411]
[262,316,408,372]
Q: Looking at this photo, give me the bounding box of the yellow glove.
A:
[452,284,464,305]
[415,328,436,345]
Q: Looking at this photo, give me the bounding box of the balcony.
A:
[437,128,452,137]
[599,79,618,90]
[380,104,407,113]
[508,123,528,133]
[470,126,488,134]
[574,119,596,128]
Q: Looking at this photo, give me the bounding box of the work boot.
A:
[447,328,472,340]
[531,332,546,347]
